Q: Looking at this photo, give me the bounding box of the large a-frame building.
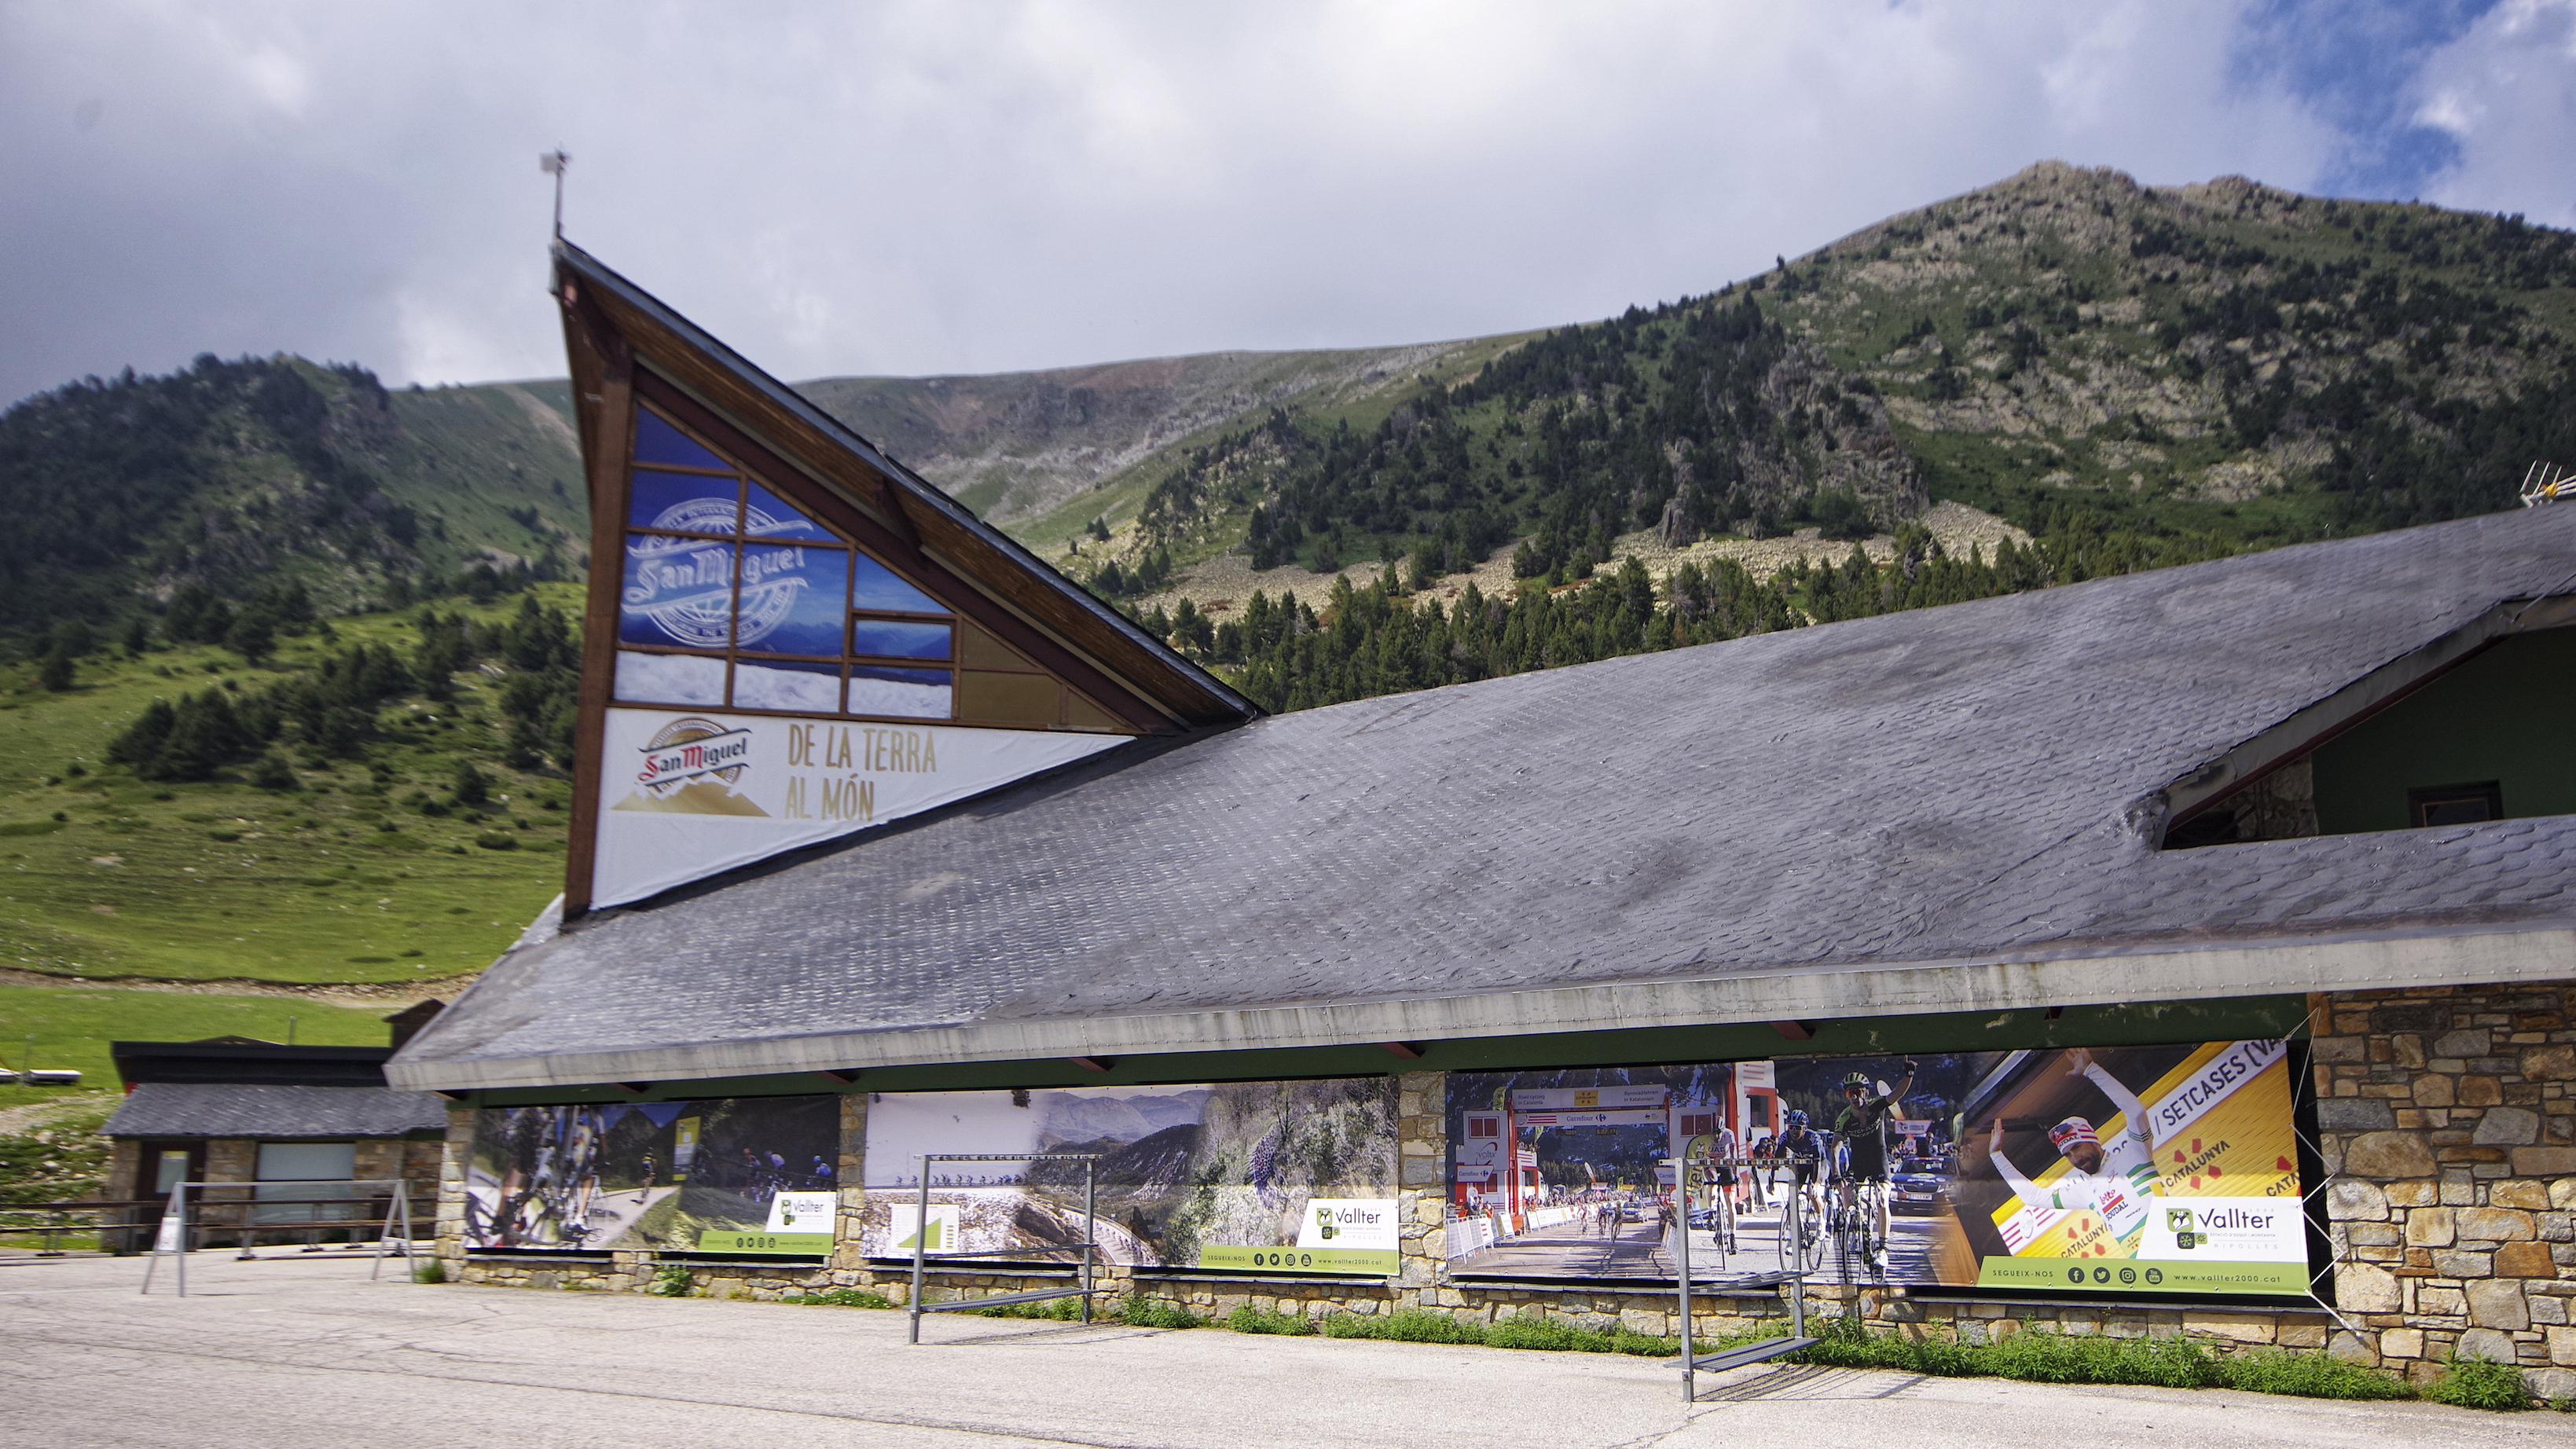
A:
[392,244,2576,1392]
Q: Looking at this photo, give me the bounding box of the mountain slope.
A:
[794,336,1533,548]
[1024,162,2576,614]
[1777,162,2576,542]
[0,356,589,642]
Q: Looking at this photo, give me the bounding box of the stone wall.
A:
[2311,981,2576,1394]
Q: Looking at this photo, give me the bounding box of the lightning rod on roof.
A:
[540,149,571,239]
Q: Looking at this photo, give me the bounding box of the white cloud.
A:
[2411,0,2576,223]
[0,0,2541,409]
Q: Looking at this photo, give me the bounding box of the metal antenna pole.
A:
[540,150,571,238]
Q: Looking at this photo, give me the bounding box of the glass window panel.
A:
[254,1141,356,1225]
[734,545,848,656]
[847,666,952,720]
[621,535,737,648]
[851,618,952,661]
[615,650,726,706]
[629,470,739,534]
[743,481,839,542]
[852,553,945,614]
[634,408,730,471]
[732,658,842,713]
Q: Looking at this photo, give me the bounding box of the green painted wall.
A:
[2312,626,2576,835]
[463,992,2310,1106]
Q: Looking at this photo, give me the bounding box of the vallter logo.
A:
[613,717,770,817]
[2167,1207,2200,1249]
[1315,1206,1339,1241]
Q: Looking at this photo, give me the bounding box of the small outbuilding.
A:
[100,1006,449,1249]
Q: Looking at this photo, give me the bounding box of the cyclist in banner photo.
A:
[1776,1110,1827,1220]
[1987,1047,2167,1253]
[1832,1058,1917,1271]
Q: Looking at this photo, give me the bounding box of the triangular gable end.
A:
[550,243,1256,914]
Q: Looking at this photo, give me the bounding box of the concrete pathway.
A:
[2,1253,2561,1449]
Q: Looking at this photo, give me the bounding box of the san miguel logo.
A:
[611,717,768,817]
[624,501,819,648]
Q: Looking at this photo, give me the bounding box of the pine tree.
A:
[225,609,277,665]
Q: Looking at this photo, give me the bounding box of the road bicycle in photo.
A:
[1829,1175,1888,1282]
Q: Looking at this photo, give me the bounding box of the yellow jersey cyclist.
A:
[1830,1058,1917,1272]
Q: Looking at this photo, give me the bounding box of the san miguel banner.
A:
[861,1080,1401,1274]
[591,706,1122,908]
[1442,1040,2312,1301]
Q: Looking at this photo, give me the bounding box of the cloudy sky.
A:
[2,0,2570,405]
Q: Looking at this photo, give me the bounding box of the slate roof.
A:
[103,1083,449,1138]
[392,504,2576,1091]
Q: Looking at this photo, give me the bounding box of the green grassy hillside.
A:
[0,586,580,986]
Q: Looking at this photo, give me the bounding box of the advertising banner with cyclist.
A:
[464,1095,841,1255]
[859,1077,1400,1273]
[1444,1041,2311,1300]
[1956,1039,2310,1297]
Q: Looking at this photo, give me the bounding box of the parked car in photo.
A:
[1890,1155,1951,1216]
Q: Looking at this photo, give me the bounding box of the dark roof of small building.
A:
[112,1041,396,1091]
[391,504,2576,1092]
[103,1083,449,1139]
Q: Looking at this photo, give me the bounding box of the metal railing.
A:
[906,1154,1099,1344]
[140,1179,420,1296]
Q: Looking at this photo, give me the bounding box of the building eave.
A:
[383,920,2576,1093]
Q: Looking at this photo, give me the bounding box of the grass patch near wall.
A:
[1226,1304,1314,1335]
[1317,1308,1681,1355]
[779,1286,894,1310]
[2420,1357,2534,1411]
[1793,1319,2514,1407]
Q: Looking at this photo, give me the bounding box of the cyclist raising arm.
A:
[1986,1049,2163,1251]
[1832,1059,1917,1271]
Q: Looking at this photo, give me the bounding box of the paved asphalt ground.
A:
[4,1253,2564,1449]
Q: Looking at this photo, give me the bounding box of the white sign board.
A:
[886,1202,961,1254]
[765,1191,837,1234]
[1294,1199,1399,1254]
[2137,1197,2308,1263]
[591,707,1124,908]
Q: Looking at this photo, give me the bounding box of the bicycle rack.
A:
[906,1153,1100,1344]
[1671,1157,1816,1402]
